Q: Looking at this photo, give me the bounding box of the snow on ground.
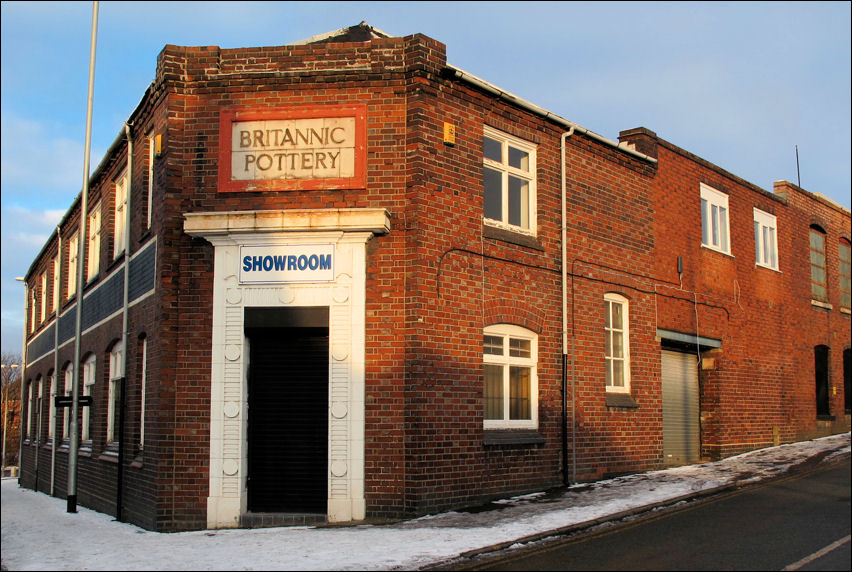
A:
[2,433,849,571]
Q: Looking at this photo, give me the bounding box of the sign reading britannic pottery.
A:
[219,105,366,192]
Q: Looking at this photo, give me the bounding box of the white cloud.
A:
[0,113,84,203]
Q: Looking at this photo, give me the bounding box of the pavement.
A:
[1,431,850,571]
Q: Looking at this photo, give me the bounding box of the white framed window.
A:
[62,366,73,440]
[67,232,79,299]
[81,355,96,443]
[483,324,538,429]
[25,381,33,439]
[604,293,631,394]
[36,377,43,442]
[87,203,101,281]
[114,170,128,258]
[147,135,155,230]
[40,272,47,322]
[483,126,537,234]
[29,289,36,333]
[700,183,730,254]
[48,373,56,441]
[108,343,124,444]
[139,337,147,450]
[52,257,59,312]
[753,208,778,270]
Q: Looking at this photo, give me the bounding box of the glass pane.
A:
[840,243,851,263]
[711,204,719,246]
[611,359,624,387]
[701,199,710,245]
[810,250,825,268]
[484,167,502,221]
[762,226,769,264]
[484,364,504,420]
[812,265,825,284]
[612,331,623,358]
[719,207,728,251]
[508,146,529,171]
[484,335,503,355]
[768,228,776,268]
[605,360,612,387]
[605,330,612,358]
[508,176,529,228]
[755,221,761,262]
[509,338,531,358]
[810,231,824,251]
[812,283,826,299]
[611,301,623,329]
[509,366,531,420]
[484,137,502,162]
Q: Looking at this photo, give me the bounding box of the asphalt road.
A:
[453,458,851,571]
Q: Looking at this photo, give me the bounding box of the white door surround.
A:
[184,209,390,528]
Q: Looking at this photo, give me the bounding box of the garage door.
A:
[661,350,700,466]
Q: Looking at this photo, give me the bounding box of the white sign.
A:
[239,245,334,284]
[231,117,356,181]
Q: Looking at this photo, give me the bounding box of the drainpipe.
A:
[116,122,133,522]
[561,127,575,486]
[51,228,62,496]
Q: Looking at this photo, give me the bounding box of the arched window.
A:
[108,343,124,444]
[81,355,96,443]
[483,324,538,429]
[839,238,851,309]
[604,293,631,394]
[810,225,827,301]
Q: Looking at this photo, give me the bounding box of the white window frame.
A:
[52,257,60,312]
[62,366,73,440]
[48,373,56,442]
[483,324,538,429]
[40,271,47,323]
[114,170,128,259]
[483,126,537,235]
[29,289,36,333]
[753,208,779,271]
[108,343,124,445]
[700,183,731,255]
[604,293,631,394]
[147,135,155,230]
[87,203,101,282]
[25,381,33,439]
[139,337,147,450]
[81,355,96,443]
[67,232,78,299]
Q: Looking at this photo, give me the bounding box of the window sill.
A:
[99,448,119,463]
[811,300,832,311]
[754,263,781,273]
[840,307,850,315]
[605,393,639,408]
[482,224,543,251]
[700,243,734,258]
[483,429,545,446]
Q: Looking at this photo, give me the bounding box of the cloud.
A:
[0,113,84,206]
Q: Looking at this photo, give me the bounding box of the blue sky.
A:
[1,1,850,356]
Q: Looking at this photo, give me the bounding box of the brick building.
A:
[18,24,851,532]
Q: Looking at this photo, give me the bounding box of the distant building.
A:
[18,23,851,531]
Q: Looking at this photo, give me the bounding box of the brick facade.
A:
[18,25,850,531]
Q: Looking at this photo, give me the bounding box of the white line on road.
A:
[782,535,851,571]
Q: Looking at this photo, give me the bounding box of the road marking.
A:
[782,535,851,571]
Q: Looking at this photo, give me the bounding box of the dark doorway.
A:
[245,307,329,513]
[814,345,830,417]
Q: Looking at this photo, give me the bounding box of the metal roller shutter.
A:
[661,349,700,466]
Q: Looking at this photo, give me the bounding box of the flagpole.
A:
[68,0,98,514]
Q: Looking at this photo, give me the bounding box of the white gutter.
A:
[446,65,657,164]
